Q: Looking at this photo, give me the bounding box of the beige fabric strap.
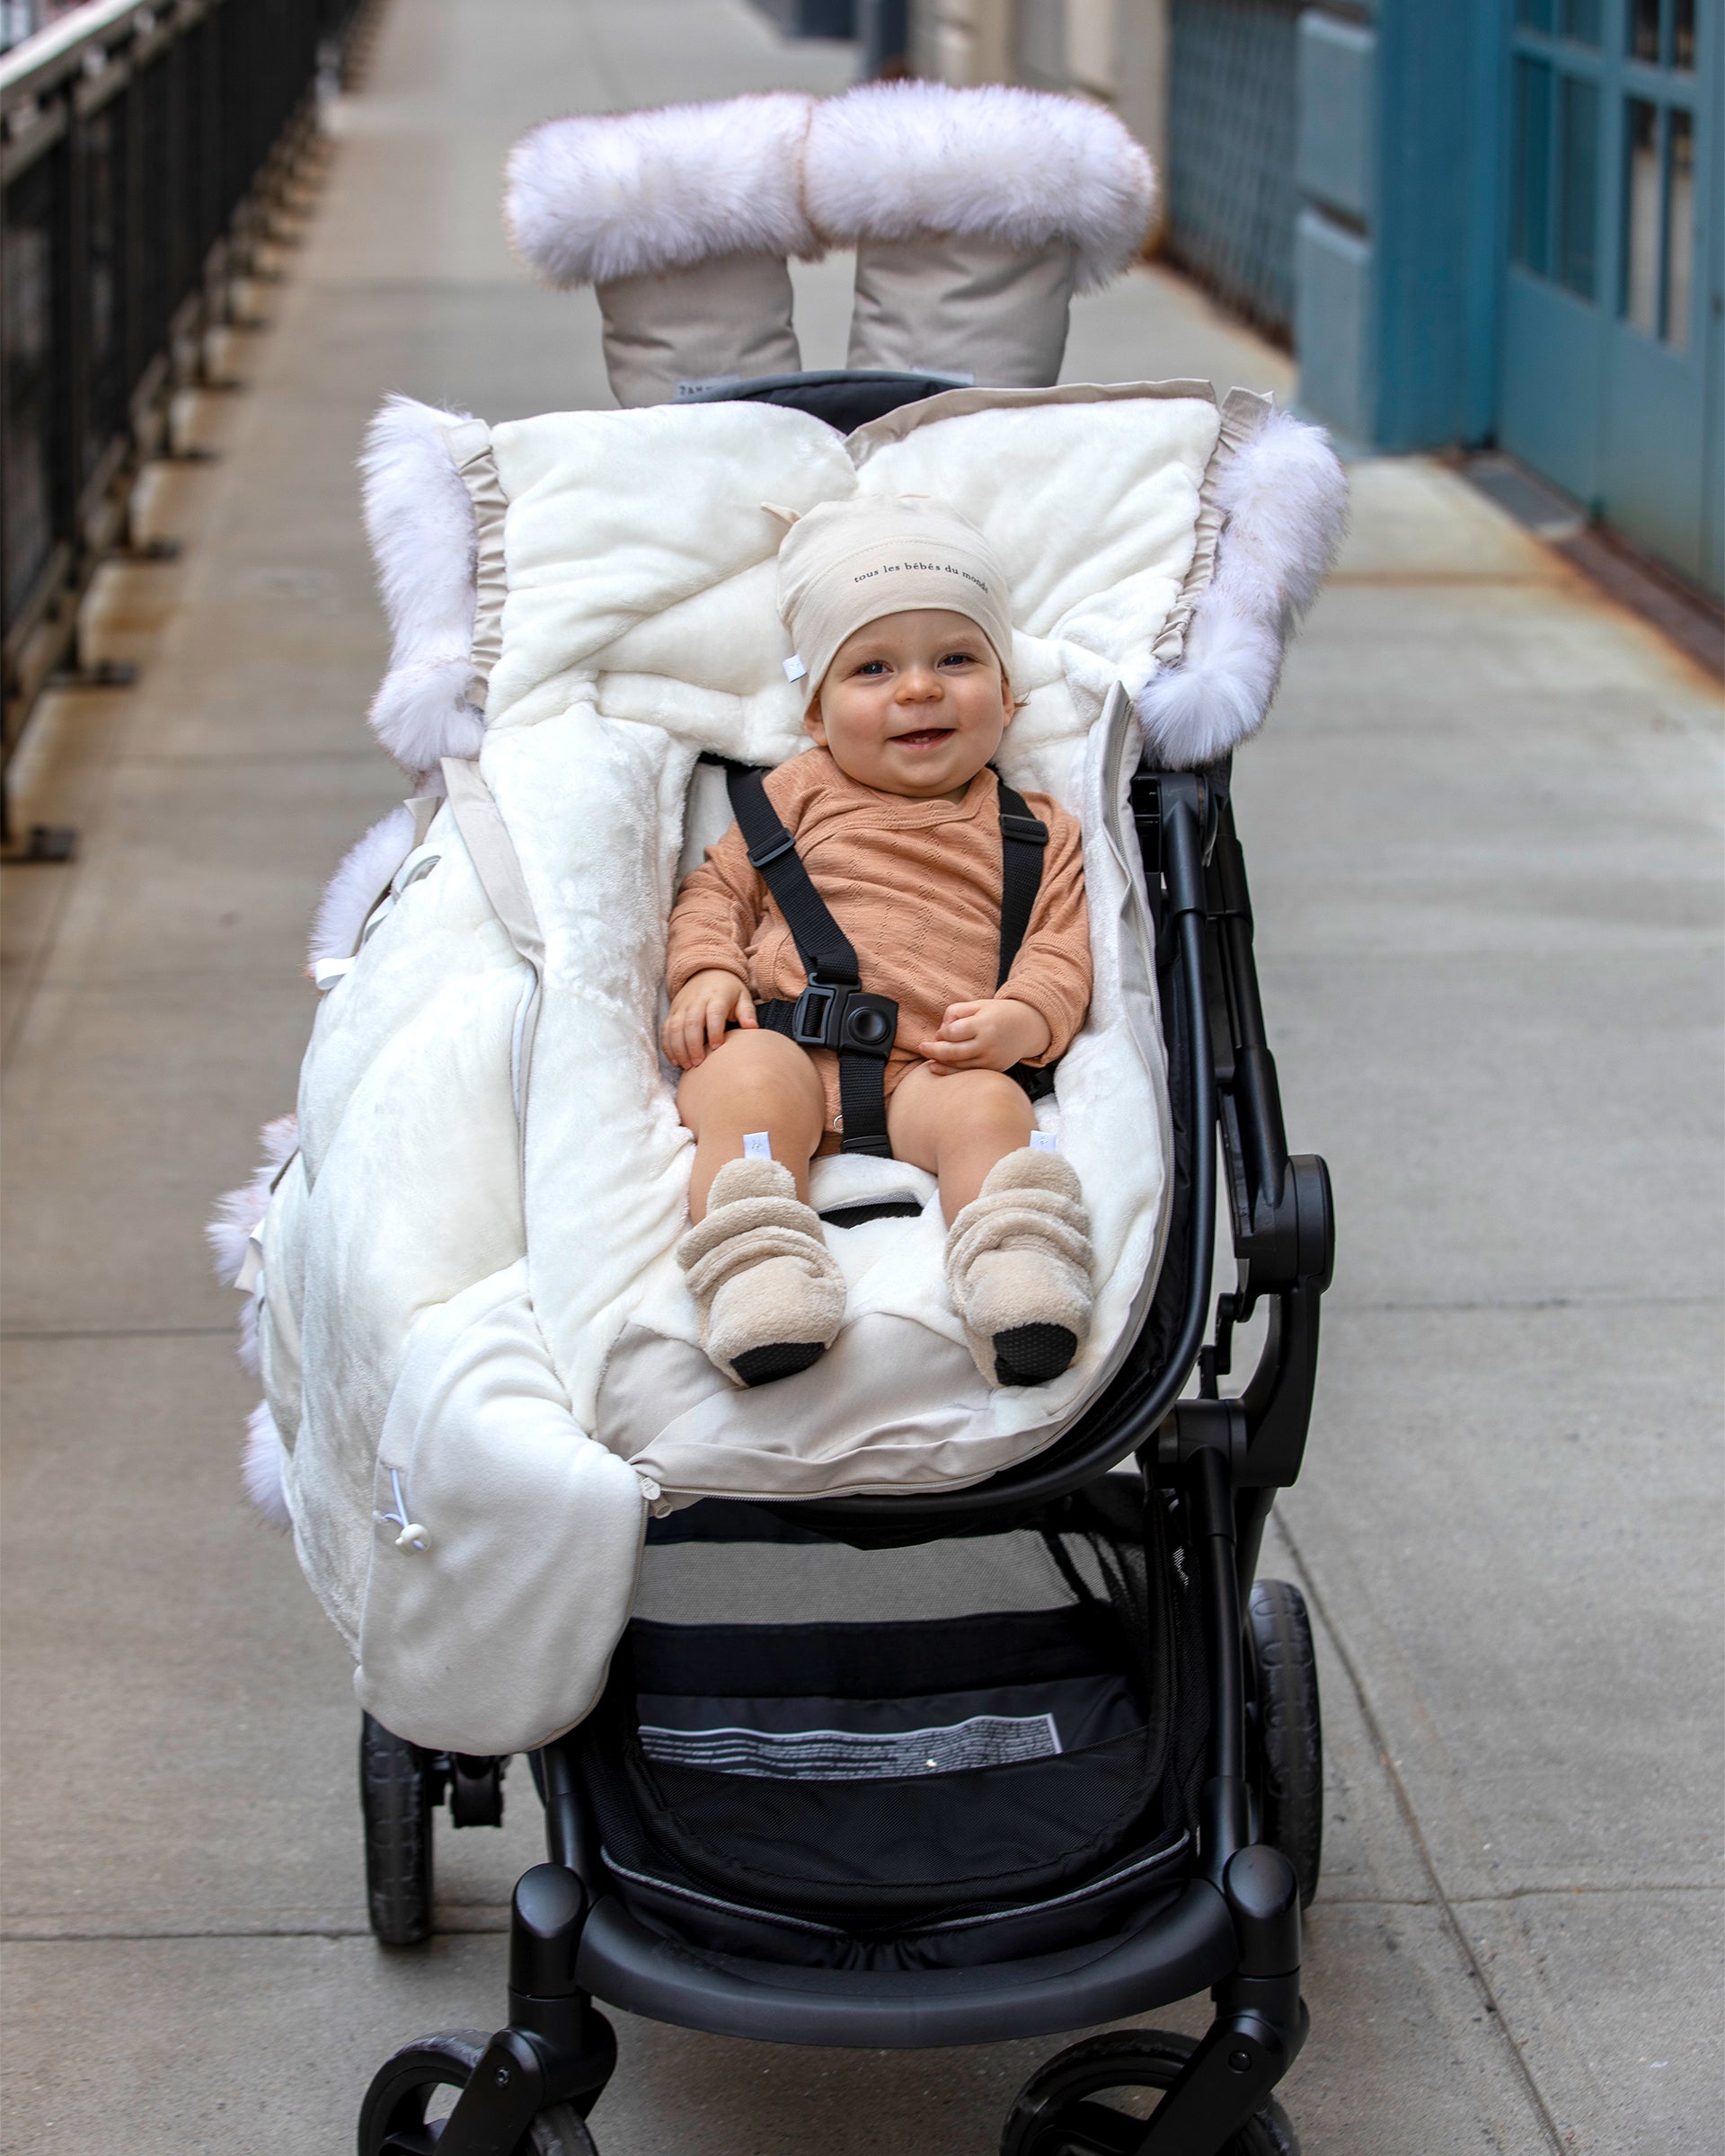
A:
[440,758,544,976]
[1151,386,1273,669]
[440,419,509,712]
[407,793,443,851]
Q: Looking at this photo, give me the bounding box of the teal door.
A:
[1499,0,1721,594]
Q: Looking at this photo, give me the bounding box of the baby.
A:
[664,495,1093,1392]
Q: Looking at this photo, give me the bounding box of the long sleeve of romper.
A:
[665,824,765,999]
[996,805,1090,1065]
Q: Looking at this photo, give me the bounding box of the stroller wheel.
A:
[1248,1580,1324,1911]
[1001,2030,1298,2156]
[360,1713,435,1947]
[358,2030,596,2154]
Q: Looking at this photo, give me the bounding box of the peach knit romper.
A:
[667,747,1091,1147]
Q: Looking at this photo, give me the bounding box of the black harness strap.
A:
[722,764,860,987]
[991,776,1059,1106]
[995,776,1048,986]
[701,757,1058,1151]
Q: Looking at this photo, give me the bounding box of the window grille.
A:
[1165,0,1300,342]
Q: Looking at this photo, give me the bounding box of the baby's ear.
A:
[802,696,827,745]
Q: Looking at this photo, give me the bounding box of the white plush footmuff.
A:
[224,382,1342,1758]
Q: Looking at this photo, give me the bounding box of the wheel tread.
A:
[360,1713,435,1947]
[1001,2029,1299,2156]
[1249,1578,1324,1911]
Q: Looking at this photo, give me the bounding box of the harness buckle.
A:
[791,984,898,1057]
[1000,813,1048,845]
[747,826,799,870]
[791,983,837,1046]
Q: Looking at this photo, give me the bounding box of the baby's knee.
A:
[682,1027,823,1115]
[940,1068,1034,1135]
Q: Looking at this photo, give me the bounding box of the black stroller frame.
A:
[356,375,1335,2156]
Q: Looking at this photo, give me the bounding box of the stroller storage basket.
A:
[573,1490,1208,1969]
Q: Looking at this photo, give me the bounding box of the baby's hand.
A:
[664,970,756,1069]
[920,997,1051,1076]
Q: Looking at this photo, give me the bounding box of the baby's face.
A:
[805,609,1012,801]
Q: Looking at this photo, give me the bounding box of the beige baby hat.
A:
[777,493,1016,694]
[505,95,822,407]
[802,83,1156,388]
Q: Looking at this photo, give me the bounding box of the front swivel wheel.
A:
[1002,2031,1298,2156]
[358,2030,596,2154]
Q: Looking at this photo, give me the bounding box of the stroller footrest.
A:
[574,1878,1234,2050]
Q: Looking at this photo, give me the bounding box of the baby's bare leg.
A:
[677,1028,827,1219]
[888,1062,1034,1223]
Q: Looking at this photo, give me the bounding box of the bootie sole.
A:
[730,1341,826,1388]
[993,1322,1078,1387]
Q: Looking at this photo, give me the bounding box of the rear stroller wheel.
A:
[358,2030,596,2155]
[360,1712,434,1947]
[1001,2030,1298,2156]
[1248,1579,1323,1910]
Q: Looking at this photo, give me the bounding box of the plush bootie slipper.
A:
[944,1148,1094,1387]
[677,1155,846,1387]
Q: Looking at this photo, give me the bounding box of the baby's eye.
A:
[938,650,981,667]
[854,658,890,676]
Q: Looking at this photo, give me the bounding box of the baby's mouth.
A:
[892,727,954,749]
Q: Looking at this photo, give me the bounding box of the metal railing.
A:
[3,6,93,58]
[1,0,368,834]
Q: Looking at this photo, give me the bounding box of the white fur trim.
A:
[243,1401,293,1530]
[360,396,486,773]
[207,1114,300,1287]
[1137,411,1348,768]
[308,803,418,971]
[506,94,821,287]
[804,83,1155,292]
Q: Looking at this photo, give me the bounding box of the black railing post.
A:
[1,0,371,853]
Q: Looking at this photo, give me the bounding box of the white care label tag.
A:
[783,655,808,683]
[1030,1129,1059,1153]
[743,1131,774,1160]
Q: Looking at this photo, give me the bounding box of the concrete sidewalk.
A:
[3,2,1720,2150]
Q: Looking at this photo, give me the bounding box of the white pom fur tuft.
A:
[207,1114,300,1288]
[1211,405,1351,624]
[1138,410,1347,768]
[506,94,820,287]
[243,1401,293,1530]
[308,803,419,970]
[804,82,1155,292]
[359,395,485,774]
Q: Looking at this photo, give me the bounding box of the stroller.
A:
[353,680,1334,2156]
[215,85,1344,2156]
